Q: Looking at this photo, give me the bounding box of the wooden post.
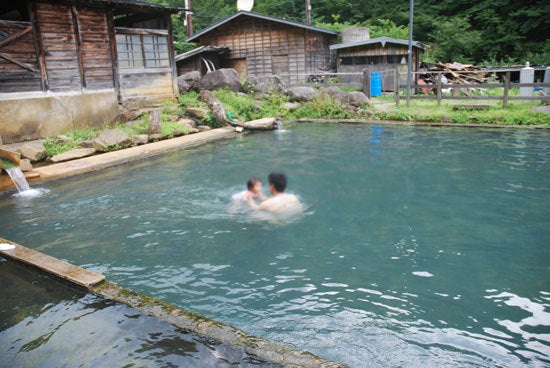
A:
[149,110,162,134]
[394,69,400,106]
[362,68,371,98]
[70,5,86,91]
[30,2,49,91]
[436,72,442,106]
[167,13,179,97]
[106,7,121,102]
[503,71,510,108]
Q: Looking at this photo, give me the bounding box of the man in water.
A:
[247,172,299,212]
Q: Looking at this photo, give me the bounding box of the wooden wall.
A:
[198,18,335,84]
[0,20,42,92]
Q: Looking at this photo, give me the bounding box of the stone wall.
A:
[0,91,119,144]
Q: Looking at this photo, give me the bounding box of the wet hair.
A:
[247,177,261,190]
[268,172,287,193]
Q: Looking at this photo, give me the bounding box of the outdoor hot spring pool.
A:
[1,123,549,367]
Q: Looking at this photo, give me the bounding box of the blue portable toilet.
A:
[371,72,382,97]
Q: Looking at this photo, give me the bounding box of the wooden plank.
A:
[106,7,120,101]
[115,27,168,36]
[30,2,49,91]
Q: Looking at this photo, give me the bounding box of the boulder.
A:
[19,159,33,172]
[242,117,277,131]
[287,86,317,102]
[177,71,201,92]
[50,148,96,163]
[284,102,301,111]
[172,129,186,137]
[54,135,72,145]
[243,75,285,96]
[149,133,164,141]
[200,68,241,92]
[197,125,212,132]
[133,134,149,145]
[185,108,209,120]
[17,141,47,162]
[78,139,94,148]
[92,129,131,152]
[344,91,370,107]
[320,86,346,103]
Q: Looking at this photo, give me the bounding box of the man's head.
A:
[268,172,287,194]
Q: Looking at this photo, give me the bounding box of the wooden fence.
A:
[280,68,550,108]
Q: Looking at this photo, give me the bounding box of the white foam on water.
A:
[13,188,50,199]
[412,271,434,278]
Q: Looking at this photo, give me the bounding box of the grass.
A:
[370,96,549,126]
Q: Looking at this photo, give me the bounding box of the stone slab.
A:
[50,148,96,163]
[0,238,105,288]
[31,127,236,183]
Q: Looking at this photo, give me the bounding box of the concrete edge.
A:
[0,238,105,288]
[0,239,345,368]
[27,127,237,185]
[291,118,550,129]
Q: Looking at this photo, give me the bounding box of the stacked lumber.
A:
[421,62,490,85]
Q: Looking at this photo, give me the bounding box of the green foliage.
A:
[289,95,351,120]
[315,18,408,40]
[44,128,100,157]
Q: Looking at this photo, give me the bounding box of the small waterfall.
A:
[4,167,30,192]
[275,119,282,130]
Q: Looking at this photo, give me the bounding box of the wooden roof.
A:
[187,11,339,42]
[330,37,425,51]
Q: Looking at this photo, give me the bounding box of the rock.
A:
[177,118,197,128]
[287,86,317,102]
[243,75,285,97]
[54,135,72,145]
[320,86,345,103]
[133,134,149,145]
[50,148,96,163]
[532,105,550,113]
[284,102,300,111]
[19,159,33,172]
[197,125,211,132]
[117,106,143,123]
[17,141,47,162]
[187,127,199,134]
[177,71,201,92]
[78,139,94,148]
[200,68,241,92]
[185,108,209,119]
[242,117,277,131]
[149,133,164,141]
[92,129,131,152]
[172,129,185,137]
[344,91,370,107]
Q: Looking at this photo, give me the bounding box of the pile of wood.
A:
[420,62,490,85]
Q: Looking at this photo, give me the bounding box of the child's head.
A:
[247,177,262,194]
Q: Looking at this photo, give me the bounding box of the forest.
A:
[153,0,549,66]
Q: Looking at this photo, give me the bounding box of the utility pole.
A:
[305,0,311,25]
[406,0,414,106]
[184,0,194,36]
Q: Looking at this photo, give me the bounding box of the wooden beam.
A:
[0,53,38,72]
[114,27,169,36]
[0,27,32,49]
[106,7,121,102]
[166,13,178,96]
[70,5,86,90]
[30,2,49,91]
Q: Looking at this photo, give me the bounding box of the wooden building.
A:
[175,46,229,76]
[186,12,338,85]
[0,0,181,144]
[331,37,425,91]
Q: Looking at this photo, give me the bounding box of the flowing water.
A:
[0,123,548,367]
[4,166,30,192]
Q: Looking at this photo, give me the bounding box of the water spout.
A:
[4,165,31,192]
[275,119,282,130]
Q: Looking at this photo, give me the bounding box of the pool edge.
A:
[0,239,346,368]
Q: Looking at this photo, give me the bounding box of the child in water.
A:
[232,177,268,203]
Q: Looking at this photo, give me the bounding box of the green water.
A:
[0,123,548,367]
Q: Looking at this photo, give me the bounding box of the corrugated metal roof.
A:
[330,37,425,51]
[187,11,338,42]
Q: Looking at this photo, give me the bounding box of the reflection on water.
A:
[0,258,280,367]
[0,124,549,367]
